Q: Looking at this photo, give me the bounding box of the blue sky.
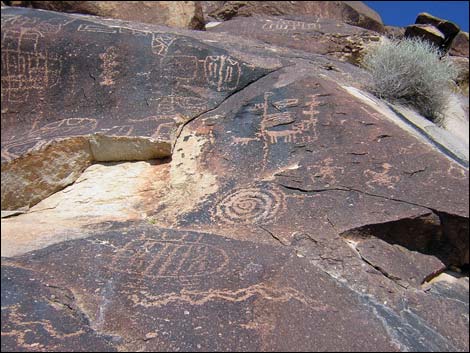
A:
[365,1,469,32]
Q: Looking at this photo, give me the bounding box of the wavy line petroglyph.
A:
[129,283,332,312]
[1,304,85,349]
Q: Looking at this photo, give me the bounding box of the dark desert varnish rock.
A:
[0,7,274,210]
[201,0,385,33]
[1,6,469,353]
[207,16,381,65]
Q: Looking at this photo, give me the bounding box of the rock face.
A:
[201,1,384,32]
[1,7,273,209]
[7,1,205,29]
[450,31,470,57]
[208,16,381,65]
[1,6,469,353]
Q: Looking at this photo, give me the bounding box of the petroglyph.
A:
[273,98,299,110]
[129,283,332,312]
[262,19,321,32]
[1,15,74,104]
[151,33,177,57]
[214,186,285,225]
[99,46,119,86]
[231,136,258,146]
[77,23,118,34]
[152,93,207,114]
[105,233,229,279]
[364,163,401,189]
[204,55,241,92]
[2,118,98,161]
[309,157,345,183]
[77,23,151,37]
[162,55,199,81]
[1,304,85,349]
[254,92,320,145]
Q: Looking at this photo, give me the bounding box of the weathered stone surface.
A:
[414,12,461,53]
[416,12,460,40]
[11,1,205,29]
[1,6,469,353]
[1,159,170,257]
[405,24,446,47]
[384,25,405,39]
[208,16,381,65]
[1,7,276,210]
[201,1,384,32]
[1,265,117,352]
[354,237,446,288]
[2,222,468,351]
[450,31,470,57]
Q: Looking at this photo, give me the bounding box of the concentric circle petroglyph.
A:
[215,186,285,225]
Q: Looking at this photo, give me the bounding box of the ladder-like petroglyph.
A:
[104,232,229,279]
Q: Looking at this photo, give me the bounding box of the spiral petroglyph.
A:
[215,186,284,225]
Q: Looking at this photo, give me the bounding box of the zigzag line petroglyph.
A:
[129,283,332,311]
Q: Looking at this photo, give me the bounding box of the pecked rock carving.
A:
[1,5,469,353]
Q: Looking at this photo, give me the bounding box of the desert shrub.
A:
[362,37,458,123]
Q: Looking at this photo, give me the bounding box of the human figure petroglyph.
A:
[204,55,241,92]
[214,185,285,225]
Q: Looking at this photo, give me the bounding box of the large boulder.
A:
[411,12,460,53]
[450,31,470,57]
[404,24,446,48]
[201,1,384,32]
[8,1,205,29]
[1,7,469,352]
[416,12,460,40]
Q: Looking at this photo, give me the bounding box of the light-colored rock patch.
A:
[1,160,169,257]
